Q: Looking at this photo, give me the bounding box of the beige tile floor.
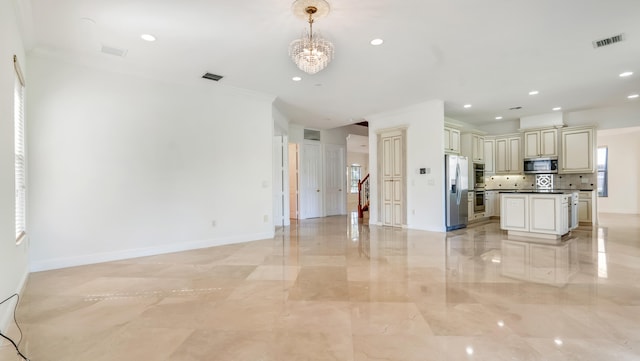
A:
[1,212,640,360]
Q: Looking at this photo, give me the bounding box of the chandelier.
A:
[289,0,334,75]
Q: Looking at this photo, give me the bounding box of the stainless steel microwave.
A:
[523,157,558,174]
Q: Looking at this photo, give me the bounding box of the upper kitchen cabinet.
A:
[495,135,522,174]
[524,128,558,159]
[484,137,495,174]
[560,126,595,174]
[461,132,485,163]
[444,127,461,154]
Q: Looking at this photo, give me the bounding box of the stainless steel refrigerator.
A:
[445,154,469,231]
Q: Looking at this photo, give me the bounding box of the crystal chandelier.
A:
[289,0,334,75]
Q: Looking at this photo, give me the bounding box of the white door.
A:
[380,130,404,227]
[273,136,285,226]
[300,142,323,218]
[288,143,299,219]
[324,144,345,216]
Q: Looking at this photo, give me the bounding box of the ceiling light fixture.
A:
[464,104,472,108]
[628,94,639,99]
[553,107,562,111]
[529,90,539,95]
[289,0,334,74]
[292,76,302,81]
[141,34,156,42]
[370,38,384,46]
[495,116,503,120]
[619,71,633,77]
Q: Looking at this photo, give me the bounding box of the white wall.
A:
[368,100,446,232]
[27,54,276,271]
[597,127,640,214]
[0,0,30,331]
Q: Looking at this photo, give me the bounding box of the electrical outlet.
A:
[263,214,269,223]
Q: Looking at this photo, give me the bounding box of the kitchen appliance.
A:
[524,157,558,174]
[445,154,469,231]
[473,163,485,189]
[474,190,485,213]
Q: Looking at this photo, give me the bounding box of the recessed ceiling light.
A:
[292,76,302,81]
[619,71,633,77]
[463,104,472,108]
[495,116,503,120]
[370,38,384,46]
[553,107,562,111]
[141,34,156,42]
[628,94,639,99]
[529,90,539,95]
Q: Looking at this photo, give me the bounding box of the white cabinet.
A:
[578,191,592,223]
[468,191,474,221]
[444,127,461,154]
[485,191,495,217]
[501,193,528,231]
[529,194,569,236]
[502,239,578,286]
[560,127,595,173]
[500,193,570,239]
[484,138,495,174]
[495,135,522,174]
[471,134,485,162]
[524,128,558,158]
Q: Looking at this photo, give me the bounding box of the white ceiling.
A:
[21,0,640,130]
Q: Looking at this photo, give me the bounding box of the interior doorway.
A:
[288,143,299,219]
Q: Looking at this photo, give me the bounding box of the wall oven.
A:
[474,190,485,213]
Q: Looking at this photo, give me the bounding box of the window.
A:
[597,146,608,197]
[349,165,362,193]
[14,55,26,243]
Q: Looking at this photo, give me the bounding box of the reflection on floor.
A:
[2,213,640,360]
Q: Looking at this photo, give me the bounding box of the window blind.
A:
[14,55,26,243]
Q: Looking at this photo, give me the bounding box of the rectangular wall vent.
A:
[592,33,625,48]
[304,129,321,141]
[101,45,127,57]
[202,73,224,81]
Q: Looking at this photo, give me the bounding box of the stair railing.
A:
[358,174,370,218]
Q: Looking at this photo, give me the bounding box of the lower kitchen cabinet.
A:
[578,191,592,224]
[501,193,570,239]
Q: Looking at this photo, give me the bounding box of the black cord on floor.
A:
[0,293,30,360]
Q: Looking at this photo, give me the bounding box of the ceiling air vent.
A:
[101,45,127,57]
[202,72,224,81]
[304,129,321,141]
[509,106,523,110]
[592,33,625,49]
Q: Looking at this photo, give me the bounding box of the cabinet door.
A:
[524,131,540,159]
[468,196,474,221]
[485,192,493,217]
[561,128,593,173]
[484,139,495,174]
[450,129,461,154]
[508,137,522,173]
[495,138,508,173]
[540,129,557,157]
[529,195,560,234]
[578,198,591,222]
[501,194,528,231]
[472,135,485,162]
[444,128,451,152]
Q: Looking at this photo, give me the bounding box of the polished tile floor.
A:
[2,213,640,360]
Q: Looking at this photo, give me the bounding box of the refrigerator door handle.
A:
[455,162,462,205]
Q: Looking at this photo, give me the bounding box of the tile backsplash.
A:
[485,173,596,190]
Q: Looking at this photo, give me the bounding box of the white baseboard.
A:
[29,231,275,272]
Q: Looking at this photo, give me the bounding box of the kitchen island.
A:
[500,191,578,240]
